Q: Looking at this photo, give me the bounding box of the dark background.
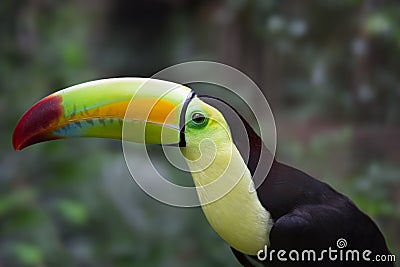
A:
[0,1,399,266]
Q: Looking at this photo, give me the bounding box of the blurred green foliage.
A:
[1,1,399,266]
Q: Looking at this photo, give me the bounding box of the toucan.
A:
[13,78,394,266]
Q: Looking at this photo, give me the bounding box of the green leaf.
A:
[57,199,88,225]
[13,243,43,266]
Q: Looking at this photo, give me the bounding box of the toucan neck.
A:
[181,142,273,255]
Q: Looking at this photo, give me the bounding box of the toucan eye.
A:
[190,112,208,128]
[192,112,205,124]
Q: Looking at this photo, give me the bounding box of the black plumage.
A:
[201,96,393,267]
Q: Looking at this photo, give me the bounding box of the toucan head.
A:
[12,78,232,165]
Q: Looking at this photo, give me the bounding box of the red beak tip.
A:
[12,129,26,151]
[13,143,23,151]
[12,94,63,151]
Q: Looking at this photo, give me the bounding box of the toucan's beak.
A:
[13,78,194,150]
